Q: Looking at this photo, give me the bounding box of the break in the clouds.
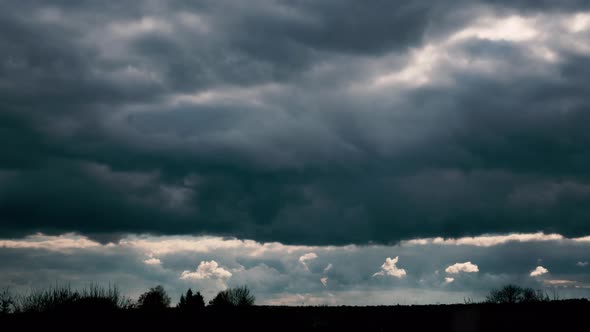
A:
[1,0,590,304]
[1,1,590,245]
[1,232,590,304]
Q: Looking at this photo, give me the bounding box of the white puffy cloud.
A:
[299,252,318,271]
[373,256,406,278]
[530,266,549,277]
[576,261,588,267]
[143,257,161,265]
[444,277,455,284]
[180,260,232,280]
[445,262,479,274]
[323,263,333,273]
[320,277,328,286]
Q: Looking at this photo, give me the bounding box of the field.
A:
[2,300,588,331]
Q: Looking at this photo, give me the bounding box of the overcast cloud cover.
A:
[1,0,590,303]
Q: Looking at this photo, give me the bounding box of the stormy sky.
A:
[1,0,590,304]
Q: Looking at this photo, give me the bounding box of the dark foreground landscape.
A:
[2,301,588,332]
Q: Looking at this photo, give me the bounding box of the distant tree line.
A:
[485,284,555,304]
[0,282,581,315]
[0,283,255,314]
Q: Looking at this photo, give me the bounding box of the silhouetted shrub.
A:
[208,286,255,307]
[76,284,134,311]
[521,287,550,303]
[486,284,550,304]
[137,285,171,311]
[15,283,131,313]
[17,284,80,313]
[0,287,16,314]
[177,288,205,311]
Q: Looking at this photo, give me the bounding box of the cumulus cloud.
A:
[445,262,479,274]
[143,257,161,265]
[576,261,588,267]
[299,252,318,271]
[320,277,328,286]
[373,256,407,278]
[444,277,455,284]
[180,260,232,280]
[530,266,549,277]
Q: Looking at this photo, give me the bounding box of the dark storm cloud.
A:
[1,0,590,244]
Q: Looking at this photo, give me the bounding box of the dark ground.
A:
[2,300,588,331]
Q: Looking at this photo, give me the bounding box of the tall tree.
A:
[208,286,255,307]
[137,285,171,311]
[178,288,205,311]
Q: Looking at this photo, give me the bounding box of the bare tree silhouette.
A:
[14,283,130,313]
[208,286,255,307]
[486,284,550,304]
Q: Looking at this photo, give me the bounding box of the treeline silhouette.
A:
[1,283,589,331]
[0,283,255,314]
[484,284,558,304]
[2,283,578,314]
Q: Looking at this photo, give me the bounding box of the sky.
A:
[1,0,590,305]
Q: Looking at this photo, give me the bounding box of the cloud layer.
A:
[1,1,590,246]
[1,232,590,304]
